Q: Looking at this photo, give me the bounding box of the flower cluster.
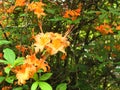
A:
[63,4,82,20]
[15,45,28,56]
[7,0,46,18]
[116,24,120,30]
[95,24,113,35]
[2,86,12,90]
[7,0,27,13]
[15,0,27,7]
[27,1,46,18]
[63,9,81,20]
[34,32,70,55]
[12,54,50,85]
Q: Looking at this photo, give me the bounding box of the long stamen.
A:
[64,25,74,38]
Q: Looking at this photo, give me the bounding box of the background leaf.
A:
[39,82,52,90]
[5,76,15,84]
[0,40,11,45]
[31,81,39,90]
[3,48,16,65]
[39,73,52,81]
[0,76,5,83]
[56,83,67,90]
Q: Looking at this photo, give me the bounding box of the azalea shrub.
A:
[0,0,120,90]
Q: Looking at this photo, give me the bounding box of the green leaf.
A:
[118,31,120,36]
[39,73,52,81]
[31,81,39,90]
[37,69,44,73]
[3,48,16,65]
[49,17,64,21]
[0,76,5,83]
[22,85,29,89]
[13,87,23,90]
[46,9,56,14]
[33,73,38,81]
[14,57,24,66]
[95,55,103,62]
[0,40,11,45]
[0,60,9,64]
[4,66,11,74]
[56,83,67,90]
[5,76,15,84]
[72,18,81,24]
[39,82,52,90]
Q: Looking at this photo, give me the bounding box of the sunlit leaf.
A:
[39,73,52,81]
[0,40,11,45]
[39,82,52,90]
[0,76,5,83]
[56,83,67,90]
[31,81,39,90]
[3,48,16,65]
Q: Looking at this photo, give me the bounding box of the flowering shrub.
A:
[0,0,120,90]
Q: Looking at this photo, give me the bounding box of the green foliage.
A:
[39,73,53,81]
[39,82,52,90]
[4,66,11,74]
[3,48,16,65]
[56,83,67,90]
[5,75,15,84]
[31,81,39,90]
[1,0,120,90]
[0,76,5,83]
[0,40,11,45]
[31,73,53,90]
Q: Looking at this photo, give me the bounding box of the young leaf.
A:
[39,82,52,90]
[0,76,5,83]
[39,73,52,81]
[4,66,11,74]
[3,48,16,65]
[14,57,24,66]
[5,76,15,84]
[0,60,9,64]
[13,87,23,90]
[0,40,11,45]
[56,83,67,90]
[33,73,38,81]
[31,81,39,90]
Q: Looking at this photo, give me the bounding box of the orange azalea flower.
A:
[0,71,3,76]
[25,54,50,72]
[46,37,70,55]
[0,1,2,5]
[96,11,101,15]
[63,5,82,20]
[63,10,80,20]
[104,45,111,51]
[15,0,27,7]
[111,53,117,58]
[116,25,120,30]
[2,32,10,38]
[114,44,120,51]
[1,16,6,20]
[16,45,28,56]
[2,86,12,90]
[61,54,66,60]
[46,33,70,55]
[0,53,3,59]
[12,54,50,85]
[27,1,46,18]
[95,24,113,35]
[34,32,70,55]
[34,33,51,53]
[15,64,36,85]
[7,6,15,14]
